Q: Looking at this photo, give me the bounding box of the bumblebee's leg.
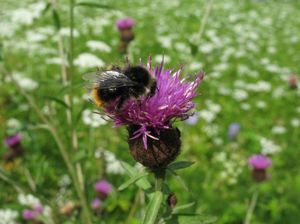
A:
[116,95,128,110]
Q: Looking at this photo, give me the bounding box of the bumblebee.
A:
[84,65,157,109]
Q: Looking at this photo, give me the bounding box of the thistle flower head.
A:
[248,154,272,170]
[116,17,135,30]
[22,203,44,220]
[4,134,22,147]
[94,180,112,195]
[105,58,203,149]
[22,209,37,220]
[91,198,102,210]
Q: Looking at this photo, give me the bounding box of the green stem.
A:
[68,0,85,193]
[244,191,259,224]
[125,189,142,224]
[8,73,92,224]
[196,0,213,45]
[155,173,164,192]
[0,168,24,193]
[67,1,91,222]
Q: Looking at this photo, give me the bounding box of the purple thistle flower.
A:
[94,180,112,195]
[34,204,44,213]
[22,209,38,220]
[248,154,272,170]
[91,198,102,210]
[116,17,135,30]
[4,134,22,147]
[228,123,240,140]
[105,58,204,149]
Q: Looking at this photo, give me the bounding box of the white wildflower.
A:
[175,42,190,54]
[11,73,38,91]
[95,148,124,174]
[157,36,172,48]
[11,2,46,26]
[206,100,222,114]
[214,152,227,162]
[210,71,222,78]
[74,53,104,68]
[235,49,246,58]
[218,86,231,96]
[203,124,219,137]
[272,86,284,98]
[189,62,203,71]
[18,194,40,207]
[268,46,277,54]
[7,118,22,131]
[214,63,229,72]
[58,175,71,188]
[43,206,52,218]
[256,101,267,109]
[82,109,107,128]
[46,57,69,66]
[260,58,270,65]
[291,118,300,127]
[260,137,281,155]
[232,89,248,101]
[271,126,286,134]
[0,209,18,224]
[59,27,79,37]
[199,109,216,123]
[213,137,223,146]
[0,22,19,38]
[199,43,214,54]
[86,40,111,52]
[266,64,280,73]
[256,81,271,92]
[26,30,47,42]
[240,103,251,111]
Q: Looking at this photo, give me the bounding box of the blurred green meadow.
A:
[1,0,300,223]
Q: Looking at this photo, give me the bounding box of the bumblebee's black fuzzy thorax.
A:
[124,66,150,86]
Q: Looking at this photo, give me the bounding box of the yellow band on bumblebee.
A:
[91,88,104,107]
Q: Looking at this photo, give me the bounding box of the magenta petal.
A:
[94,180,112,195]
[248,154,272,170]
[23,209,37,220]
[4,134,22,147]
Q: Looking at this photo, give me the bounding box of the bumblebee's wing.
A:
[83,71,138,89]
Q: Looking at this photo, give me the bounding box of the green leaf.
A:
[118,172,148,191]
[142,191,163,224]
[120,162,151,190]
[28,124,51,131]
[44,96,70,109]
[168,161,195,171]
[76,1,115,9]
[52,9,61,30]
[173,202,195,214]
[189,43,198,56]
[42,2,51,15]
[167,169,189,191]
[177,214,217,224]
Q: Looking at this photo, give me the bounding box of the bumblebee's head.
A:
[124,66,150,86]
